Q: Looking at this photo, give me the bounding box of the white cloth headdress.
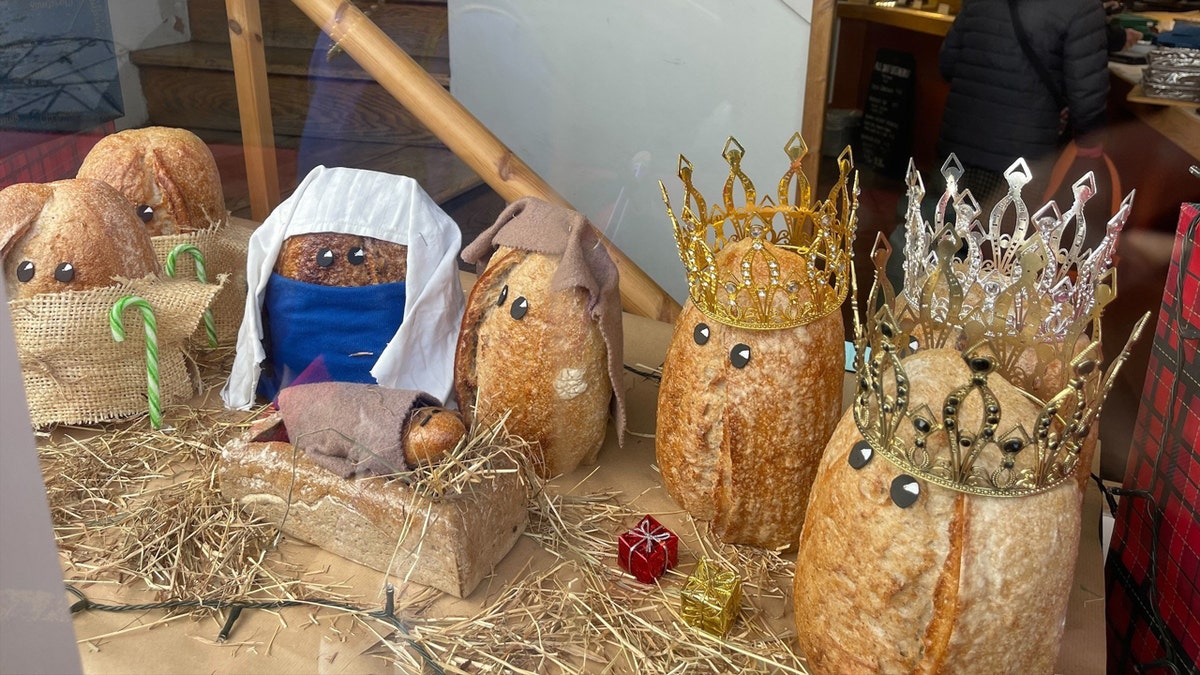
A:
[221,166,464,409]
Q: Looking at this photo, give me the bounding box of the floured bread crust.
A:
[794,349,1081,674]
[77,126,226,236]
[655,239,844,548]
[455,246,611,477]
[1,179,159,300]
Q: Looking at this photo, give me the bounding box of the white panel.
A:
[449,0,814,302]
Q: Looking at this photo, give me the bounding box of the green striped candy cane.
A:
[165,243,218,347]
[110,295,162,429]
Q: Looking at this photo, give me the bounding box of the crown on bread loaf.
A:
[852,158,1146,498]
[661,134,857,330]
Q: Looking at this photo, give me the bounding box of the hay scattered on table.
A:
[41,396,348,608]
[371,485,809,673]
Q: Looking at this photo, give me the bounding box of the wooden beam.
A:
[287,0,681,323]
[802,0,838,188]
[836,4,953,38]
[225,0,281,221]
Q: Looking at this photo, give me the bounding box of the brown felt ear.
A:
[0,183,51,259]
[453,248,525,425]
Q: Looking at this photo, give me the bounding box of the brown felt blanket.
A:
[277,381,438,478]
[461,197,626,443]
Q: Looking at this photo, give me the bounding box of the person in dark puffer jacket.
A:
[937,0,1110,201]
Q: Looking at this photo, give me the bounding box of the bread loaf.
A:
[275,233,407,286]
[794,349,1080,674]
[220,412,527,599]
[456,246,611,477]
[655,239,844,548]
[77,126,225,236]
[1,179,159,300]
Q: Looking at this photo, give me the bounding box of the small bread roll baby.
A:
[456,197,624,478]
[77,126,226,236]
[1,179,159,300]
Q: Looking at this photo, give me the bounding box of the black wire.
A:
[65,583,445,674]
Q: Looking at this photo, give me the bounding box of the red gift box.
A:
[618,515,679,583]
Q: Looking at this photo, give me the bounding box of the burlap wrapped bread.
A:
[794,349,1081,674]
[77,126,226,236]
[456,197,624,478]
[1,179,218,427]
[1,179,159,300]
[656,239,844,548]
[75,126,247,347]
[277,382,464,477]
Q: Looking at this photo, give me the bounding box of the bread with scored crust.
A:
[655,238,844,548]
[794,348,1080,674]
[455,246,611,478]
[77,126,226,236]
[0,179,159,300]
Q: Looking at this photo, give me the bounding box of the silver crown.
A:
[900,155,1133,344]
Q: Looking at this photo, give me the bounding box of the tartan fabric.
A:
[0,123,114,185]
[1106,202,1200,675]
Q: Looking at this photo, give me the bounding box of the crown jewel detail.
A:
[661,134,858,330]
[853,157,1146,498]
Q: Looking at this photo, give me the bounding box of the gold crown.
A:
[661,134,858,330]
[850,155,1148,498]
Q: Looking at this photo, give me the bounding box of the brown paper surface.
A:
[56,307,1104,674]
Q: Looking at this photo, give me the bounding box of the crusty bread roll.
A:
[275,233,407,286]
[794,349,1081,674]
[404,406,467,467]
[655,239,844,548]
[455,246,611,477]
[77,126,225,236]
[0,179,159,300]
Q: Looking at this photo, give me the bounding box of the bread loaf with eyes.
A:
[0,179,159,300]
[793,348,1080,674]
[77,126,225,236]
[455,197,623,479]
[655,238,844,548]
[275,232,408,286]
[456,246,611,477]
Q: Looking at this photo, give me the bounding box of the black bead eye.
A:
[15,261,34,282]
[729,343,751,369]
[135,204,154,223]
[693,323,710,346]
[848,440,874,469]
[890,475,920,508]
[316,248,335,268]
[497,284,509,307]
[54,262,75,283]
[347,247,365,265]
[510,296,528,320]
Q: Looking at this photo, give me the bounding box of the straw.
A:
[109,296,161,429]
[165,243,218,347]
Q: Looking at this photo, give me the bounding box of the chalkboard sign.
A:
[859,49,917,179]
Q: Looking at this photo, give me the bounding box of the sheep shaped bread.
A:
[1,178,219,427]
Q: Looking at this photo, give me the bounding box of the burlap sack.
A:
[9,275,222,427]
[150,218,252,347]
